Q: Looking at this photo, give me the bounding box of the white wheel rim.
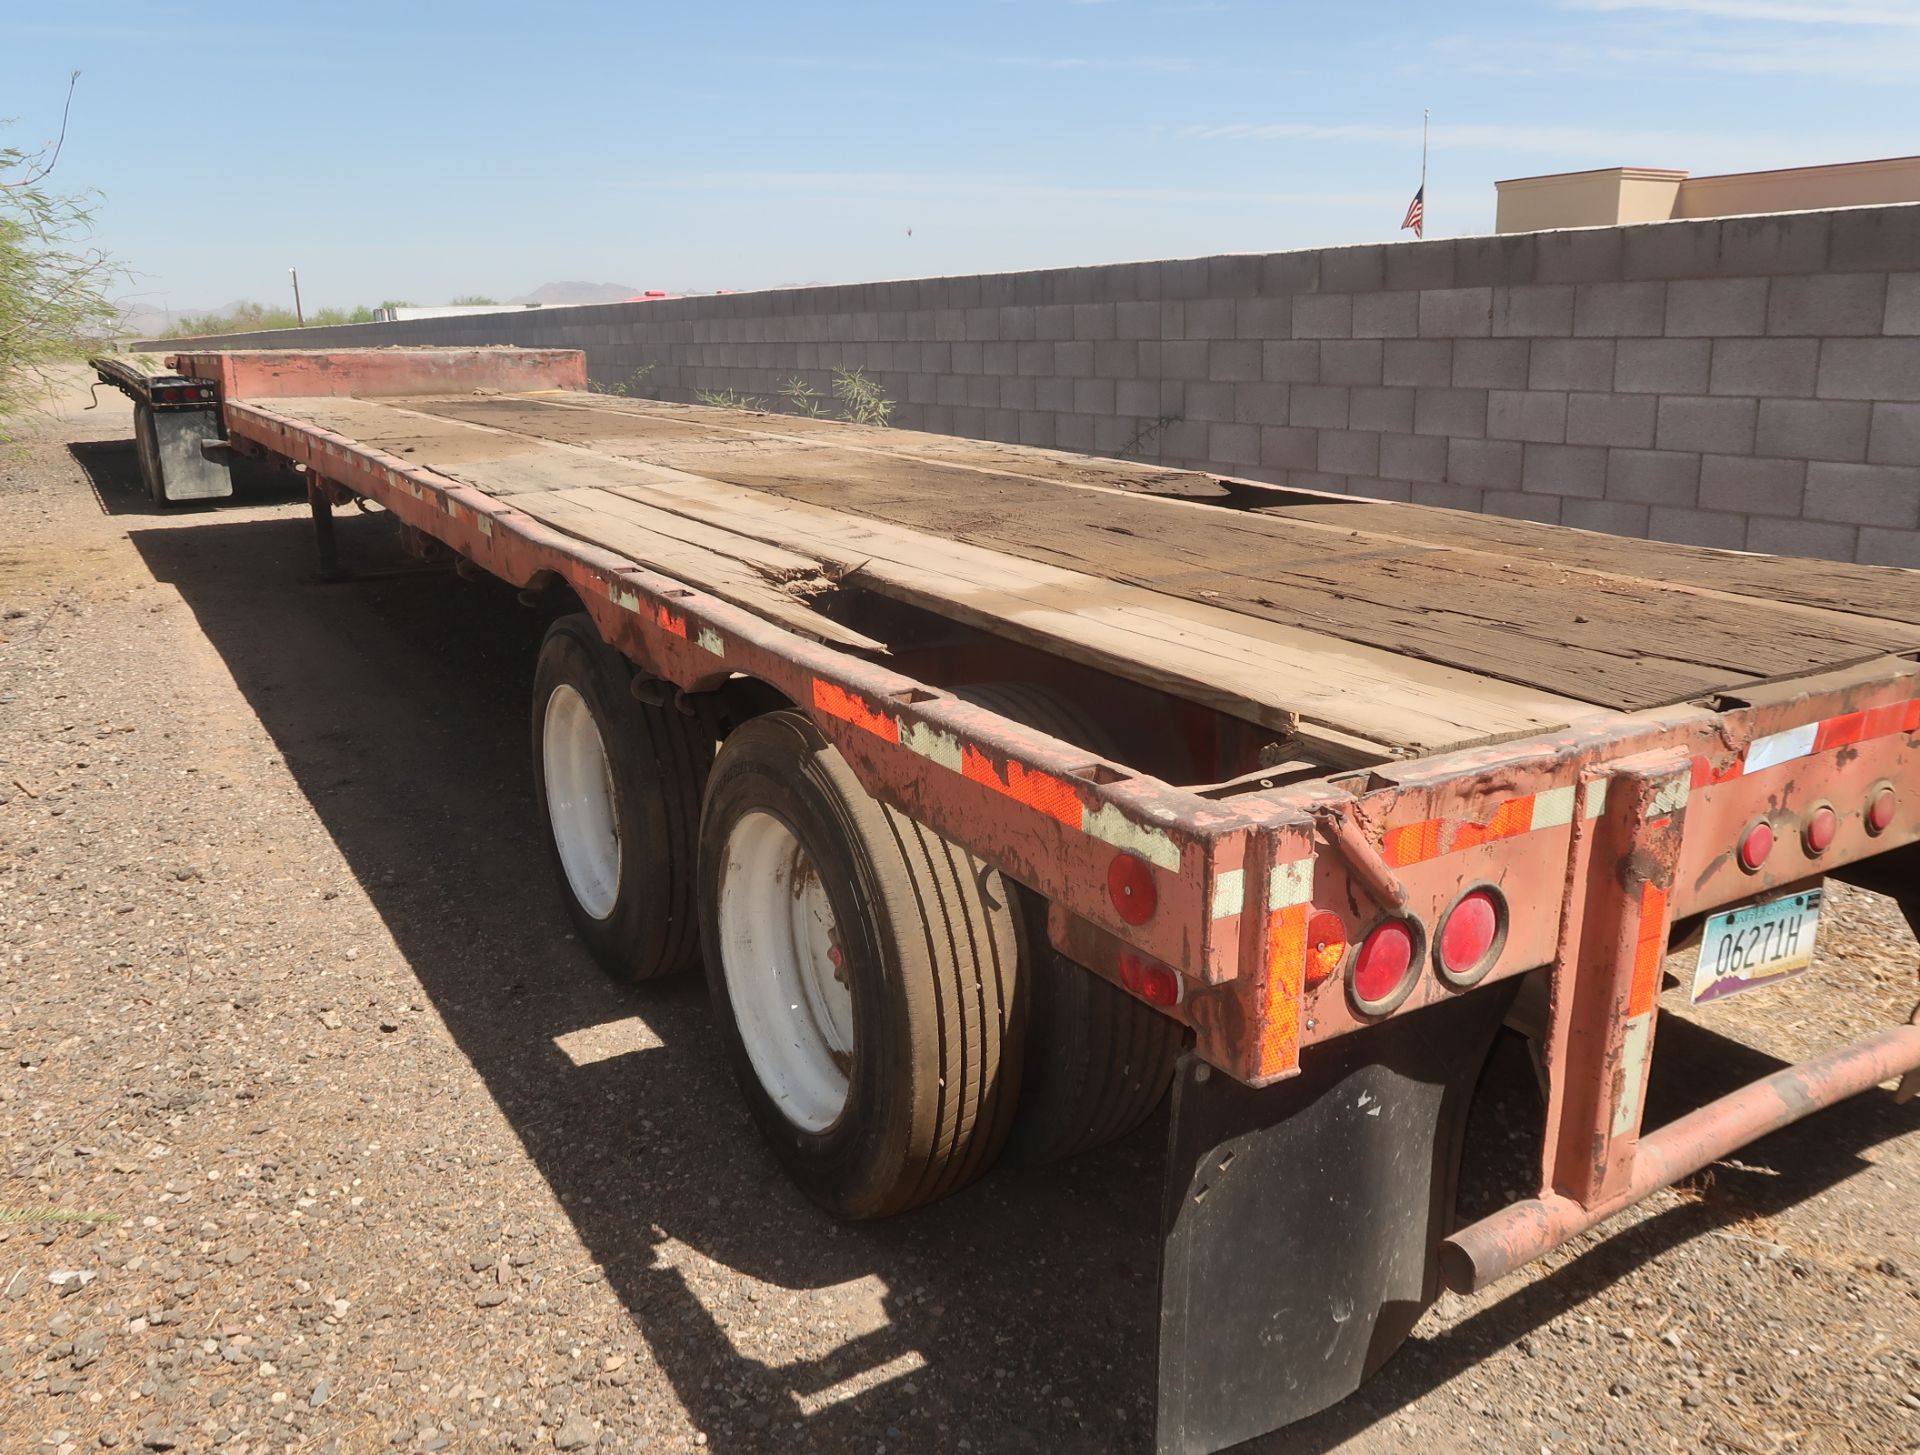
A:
[543,683,622,921]
[717,810,853,1133]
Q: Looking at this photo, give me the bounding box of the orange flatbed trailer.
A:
[140,346,1920,1454]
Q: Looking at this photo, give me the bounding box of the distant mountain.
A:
[115,304,173,340]
[510,281,639,306]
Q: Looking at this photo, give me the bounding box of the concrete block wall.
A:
[147,202,1920,567]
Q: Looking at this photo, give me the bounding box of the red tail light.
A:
[1437,887,1505,986]
[1867,786,1896,835]
[1803,804,1837,855]
[1737,819,1774,873]
[1118,951,1180,1006]
[1349,918,1420,1015]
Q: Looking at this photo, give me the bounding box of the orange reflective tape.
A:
[655,604,688,638]
[1819,699,1920,749]
[1814,709,1866,753]
[1381,818,1443,868]
[1628,880,1669,1019]
[1261,902,1309,1079]
[811,679,900,744]
[1862,699,1917,742]
[959,744,1081,827]
[1449,796,1533,852]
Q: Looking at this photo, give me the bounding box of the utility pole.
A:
[289,266,304,326]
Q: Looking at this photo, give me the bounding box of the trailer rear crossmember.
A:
[126,346,1920,1454]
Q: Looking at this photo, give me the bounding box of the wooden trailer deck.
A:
[236,386,1920,759]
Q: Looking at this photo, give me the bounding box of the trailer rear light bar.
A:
[147,378,217,410]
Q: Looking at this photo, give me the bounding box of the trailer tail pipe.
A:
[1439,1021,1920,1294]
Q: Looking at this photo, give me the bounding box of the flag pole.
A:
[1421,108,1429,235]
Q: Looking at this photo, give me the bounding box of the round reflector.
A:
[1107,853,1157,925]
[1350,918,1419,1014]
[1304,910,1348,988]
[1803,805,1838,855]
[1437,888,1503,984]
[1738,819,1774,873]
[1867,786,1897,835]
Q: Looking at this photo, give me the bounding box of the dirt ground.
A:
[2,366,1916,1455]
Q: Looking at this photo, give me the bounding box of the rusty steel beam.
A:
[169,346,587,402]
[1541,752,1690,1206]
[1440,1021,1920,1294]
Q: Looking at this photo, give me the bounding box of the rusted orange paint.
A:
[1450,797,1534,852]
[168,346,588,401]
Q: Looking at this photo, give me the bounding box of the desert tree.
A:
[2,73,121,441]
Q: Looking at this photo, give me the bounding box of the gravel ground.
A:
[2,368,1916,1455]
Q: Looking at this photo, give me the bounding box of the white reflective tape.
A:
[696,627,726,657]
[1529,784,1576,830]
[1648,775,1690,818]
[1583,778,1610,819]
[899,719,964,774]
[1210,868,1245,920]
[476,515,492,538]
[1269,857,1313,909]
[1081,802,1182,871]
[612,588,641,613]
[1744,721,1818,775]
[1612,1012,1655,1137]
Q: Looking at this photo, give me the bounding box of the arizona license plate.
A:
[1691,888,1822,1005]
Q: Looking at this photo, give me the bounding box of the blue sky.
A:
[4,0,1917,315]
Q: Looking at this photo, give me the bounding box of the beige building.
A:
[1495,155,1920,233]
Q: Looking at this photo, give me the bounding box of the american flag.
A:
[1401,185,1424,239]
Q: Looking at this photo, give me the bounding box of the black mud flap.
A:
[1156,986,1514,1455]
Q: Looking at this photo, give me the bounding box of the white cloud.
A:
[641,170,1403,208]
[1498,0,1920,79]
[1184,121,1735,156]
[1180,120,1904,173]
[994,53,1197,71]
[1565,0,1920,22]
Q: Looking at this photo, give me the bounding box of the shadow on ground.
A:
[115,439,1917,1454]
[67,436,302,517]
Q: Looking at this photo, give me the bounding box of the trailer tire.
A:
[532,614,711,982]
[698,709,1023,1219]
[133,403,165,504]
[958,683,1185,1164]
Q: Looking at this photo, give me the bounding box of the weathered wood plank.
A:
[262,390,1920,750]
[265,398,885,654]
[270,394,1590,753]
[1263,499,1920,626]
[399,394,1920,709]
